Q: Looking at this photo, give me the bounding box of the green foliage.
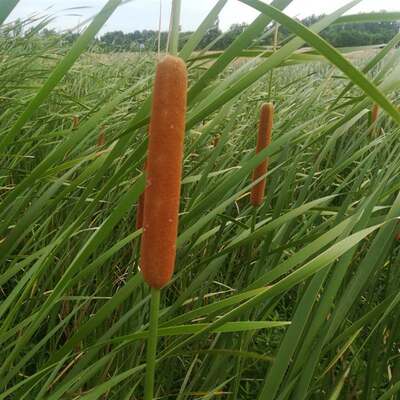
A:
[321,18,400,47]
[1,1,400,399]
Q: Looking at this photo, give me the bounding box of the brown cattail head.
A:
[72,115,80,129]
[136,160,147,230]
[97,127,106,147]
[140,55,187,289]
[371,104,379,125]
[212,135,220,148]
[250,103,274,207]
[395,223,400,242]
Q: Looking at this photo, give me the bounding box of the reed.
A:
[72,115,80,129]
[97,127,106,147]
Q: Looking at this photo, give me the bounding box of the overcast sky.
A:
[7,0,400,33]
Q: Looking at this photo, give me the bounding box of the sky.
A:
[7,0,400,34]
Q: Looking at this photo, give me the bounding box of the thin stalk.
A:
[144,288,161,400]
[268,23,279,101]
[157,0,163,56]
[243,207,259,289]
[245,207,258,262]
[233,206,258,400]
[168,0,182,55]
[251,207,258,233]
[0,0,19,26]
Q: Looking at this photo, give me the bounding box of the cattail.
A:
[136,160,147,230]
[371,104,379,125]
[140,55,187,289]
[212,135,220,148]
[72,115,80,129]
[250,103,274,207]
[396,225,400,241]
[97,127,106,147]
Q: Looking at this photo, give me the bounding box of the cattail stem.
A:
[168,0,181,55]
[246,207,258,261]
[157,0,162,56]
[268,24,279,102]
[250,207,257,233]
[72,115,80,129]
[144,287,161,400]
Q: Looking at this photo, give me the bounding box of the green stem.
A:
[246,207,258,265]
[268,23,279,101]
[233,207,257,399]
[144,287,161,400]
[251,207,258,233]
[157,0,162,56]
[168,0,182,55]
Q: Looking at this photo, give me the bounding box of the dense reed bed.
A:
[1,0,400,399]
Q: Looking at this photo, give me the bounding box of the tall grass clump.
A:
[1,1,400,399]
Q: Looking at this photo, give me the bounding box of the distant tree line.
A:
[27,14,400,52]
[299,15,400,47]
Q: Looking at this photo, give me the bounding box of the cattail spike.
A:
[72,115,80,129]
[97,127,106,147]
[371,104,379,125]
[250,103,274,207]
[140,55,187,289]
[212,135,220,148]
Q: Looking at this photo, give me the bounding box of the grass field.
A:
[2,0,400,399]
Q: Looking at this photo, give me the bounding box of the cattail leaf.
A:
[0,0,19,25]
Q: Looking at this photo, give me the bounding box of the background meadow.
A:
[1,0,400,398]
